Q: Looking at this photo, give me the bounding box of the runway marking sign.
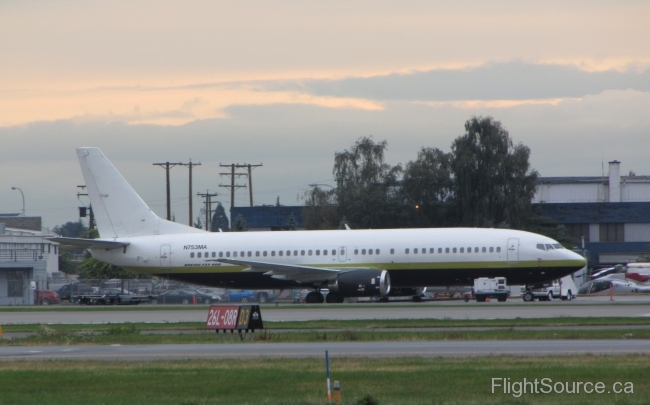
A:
[206,305,264,330]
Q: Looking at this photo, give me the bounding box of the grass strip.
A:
[1,355,649,404]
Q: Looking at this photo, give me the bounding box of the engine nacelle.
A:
[328,269,391,297]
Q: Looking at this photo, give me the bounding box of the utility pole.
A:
[153,162,183,221]
[76,185,95,230]
[180,160,201,227]
[219,163,262,211]
[197,191,218,231]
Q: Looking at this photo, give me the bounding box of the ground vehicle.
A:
[35,290,60,305]
[196,288,228,301]
[578,279,650,295]
[473,277,509,302]
[227,290,259,303]
[524,275,577,301]
[78,291,148,305]
[56,283,94,302]
[150,289,221,304]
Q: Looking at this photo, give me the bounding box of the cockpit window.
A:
[552,244,564,249]
[536,244,546,251]
[545,244,554,250]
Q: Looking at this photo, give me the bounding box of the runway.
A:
[3,297,650,325]
[2,340,650,361]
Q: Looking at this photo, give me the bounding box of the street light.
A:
[11,187,25,216]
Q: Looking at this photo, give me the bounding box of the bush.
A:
[356,393,379,405]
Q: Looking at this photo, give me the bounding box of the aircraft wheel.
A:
[305,291,324,303]
[325,292,340,303]
[412,295,422,302]
[523,291,534,302]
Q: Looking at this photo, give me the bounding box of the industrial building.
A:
[535,161,650,266]
[0,215,59,305]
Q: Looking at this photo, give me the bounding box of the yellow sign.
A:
[0,325,3,338]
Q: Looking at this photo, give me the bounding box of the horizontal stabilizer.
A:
[48,237,130,250]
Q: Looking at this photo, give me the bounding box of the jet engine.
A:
[327,269,390,297]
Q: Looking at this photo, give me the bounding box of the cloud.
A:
[265,62,650,102]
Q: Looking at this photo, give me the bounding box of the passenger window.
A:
[301,250,305,256]
[219,252,223,258]
[376,249,380,254]
[362,249,366,255]
[233,252,237,257]
[474,247,478,253]
[226,252,231,257]
[279,251,283,256]
[496,247,501,253]
[308,250,312,256]
[368,249,373,255]
[256,251,260,257]
[439,248,442,253]
[271,251,275,257]
[459,248,464,253]
[323,249,327,256]
[482,247,486,253]
[263,251,267,257]
[445,248,449,253]
[405,248,410,254]
[241,251,245,257]
[190,252,195,258]
[316,250,320,255]
[287,251,291,256]
[390,248,395,254]
[467,247,471,253]
[414,248,418,254]
[489,247,494,253]
[430,248,434,254]
[453,248,457,253]
[248,251,252,257]
[295,250,299,256]
[332,249,336,255]
[197,252,202,258]
[355,249,359,255]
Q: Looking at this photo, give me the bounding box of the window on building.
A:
[600,223,624,242]
[7,270,24,298]
[566,223,590,242]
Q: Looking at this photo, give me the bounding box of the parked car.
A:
[196,288,228,301]
[149,289,221,305]
[56,283,94,302]
[35,290,60,305]
[578,279,650,295]
[226,290,276,303]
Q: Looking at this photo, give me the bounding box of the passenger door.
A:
[338,246,347,262]
[507,238,519,264]
[160,245,171,268]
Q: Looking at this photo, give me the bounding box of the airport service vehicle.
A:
[50,148,586,304]
[525,276,577,301]
[149,289,221,305]
[35,290,60,305]
[473,277,509,302]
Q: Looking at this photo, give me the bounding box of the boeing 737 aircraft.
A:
[51,148,586,303]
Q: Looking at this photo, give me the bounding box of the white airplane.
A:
[50,148,586,303]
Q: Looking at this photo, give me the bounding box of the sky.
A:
[1,0,649,230]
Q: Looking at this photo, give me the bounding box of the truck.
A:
[522,275,578,302]
[473,277,509,302]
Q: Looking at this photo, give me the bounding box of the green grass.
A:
[1,356,649,404]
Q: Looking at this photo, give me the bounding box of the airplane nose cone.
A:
[568,250,587,268]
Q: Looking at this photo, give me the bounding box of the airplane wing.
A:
[216,258,366,284]
[47,237,130,250]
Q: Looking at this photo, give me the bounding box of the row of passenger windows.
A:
[190,245,503,258]
[190,249,338,259]
[405,246,500,254]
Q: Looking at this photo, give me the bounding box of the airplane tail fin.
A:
[76,148,204,238]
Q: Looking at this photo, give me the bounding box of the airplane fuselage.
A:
[91,227,585,290]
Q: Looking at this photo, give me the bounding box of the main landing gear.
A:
[305,291,324,303]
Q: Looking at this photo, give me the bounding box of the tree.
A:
[53,221,87,237]
[333,137,404,229]
[450,116,538,229]
[210,202,230,232]
[77,252,137,280]
[286,212,298,230]
[401,147,453,227]
[232,214,249,232]
[301,186,339,230]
